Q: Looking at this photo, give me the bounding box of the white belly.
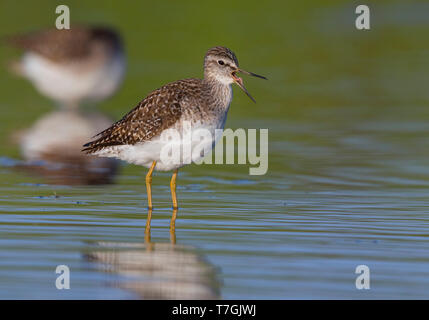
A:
[93,119,225,171]
[21,51,125,105]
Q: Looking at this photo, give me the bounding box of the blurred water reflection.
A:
[12,109,119,185]
[85,228,221,299]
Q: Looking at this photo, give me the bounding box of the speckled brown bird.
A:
[6,25,125,109]
[82,46,266,226]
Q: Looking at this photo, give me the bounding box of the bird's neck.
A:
[202,77,233,112]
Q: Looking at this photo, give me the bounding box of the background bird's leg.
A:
[146,161,157,209]
[170,169,178,209]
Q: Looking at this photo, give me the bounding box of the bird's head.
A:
[204,46,267,102]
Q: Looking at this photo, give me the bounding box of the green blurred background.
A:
[1,0,427,157]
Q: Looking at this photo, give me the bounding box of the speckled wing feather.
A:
[82,79,202,154]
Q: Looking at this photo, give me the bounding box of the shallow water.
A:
[1,1,429,299]
[1,106,429,299]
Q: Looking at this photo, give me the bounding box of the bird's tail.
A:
[6,59,24,76]
[82,141,97,154]
[82,137,119,154]
[1,35,25,77]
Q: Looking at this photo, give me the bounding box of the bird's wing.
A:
[5,27,92,61]
[82,80,200,154]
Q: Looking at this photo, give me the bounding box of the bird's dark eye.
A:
[218,60,225,65]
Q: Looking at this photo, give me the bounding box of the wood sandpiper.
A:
[6,25,126,109]
[82,46,266,228]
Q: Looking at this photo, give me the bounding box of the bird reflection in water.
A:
[13,109,119,185]
[85,217,221,299]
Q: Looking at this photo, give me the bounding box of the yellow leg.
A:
[170,213,177,244]
[145,209,153,235]
[170,169,178,209]
[170,208,178,232]
[144,224,154,252]
[145,161,156,209]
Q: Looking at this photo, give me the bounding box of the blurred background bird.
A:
[5,25,126,110]
[4,26,126,184]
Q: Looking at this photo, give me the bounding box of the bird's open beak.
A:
[231,68,267,103]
